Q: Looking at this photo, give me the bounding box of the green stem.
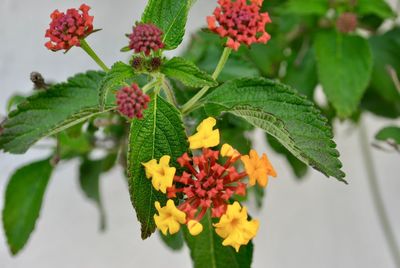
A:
[162,78,178,106]
[181,47,232,115]
[80,39,110,72]
[360,119,400,268]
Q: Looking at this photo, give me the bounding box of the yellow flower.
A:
[241,149,277,187]
[221,143,240,159]
[214,202,259,252]
[154,200,186,235]
[188,117,220,149]
[142,155,176,193]
[187,220,203,236]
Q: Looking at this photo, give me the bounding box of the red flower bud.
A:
[116,84,150,120]
[129,23,165,56]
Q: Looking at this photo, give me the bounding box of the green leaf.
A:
[315,31,373,118]
[284,47,318,100]
[127,95,189,239]
[98,62,135,111]
[203,78,345,182]
[283,0,328,16]
[79,157,113,231]
[356,0,395,19]
[7,94,26,113]
[375,126,400,145]
[184,211,253,268]
[142,0,191,50]
[369,28,400,103]
[2,159,53,255]
[159,230,184,251]
[0,71,111,154]
[161,57,218,88]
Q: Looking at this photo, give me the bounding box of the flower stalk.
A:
[79,39,109,72]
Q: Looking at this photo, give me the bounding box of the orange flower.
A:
[241,149,276,187]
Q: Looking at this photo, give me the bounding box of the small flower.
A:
[188,117,220,150]
[45,4,94,52]
[336,12,358,33]
[143,155,176,193]
[207,0,272,51]
[154,200,187,235]
[241,149,277,187]
[221,143,240,159]
[214,202,259,252]
[129,23,165,56]
[188,220,203,236]
[116,83,150,119]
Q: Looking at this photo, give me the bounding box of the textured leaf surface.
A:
[128,96,188,239]
[142,0,191,49]
[184,211,253,268]
[356,0,394,18]
[375,126,400,145]
[98,62,135,110]
[203,78,345,182]
[161,57,217,88]
[315,31,372,118]
[2,159,52,255]
[369,28,400,103]
[0,71,108,154]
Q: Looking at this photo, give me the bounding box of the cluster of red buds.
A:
[116,84,150,119]
[45,4,94,51]
[207,0,271,51]
[128,23,165,56]
[336,12,358,33]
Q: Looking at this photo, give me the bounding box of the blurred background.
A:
[0,0,399,267]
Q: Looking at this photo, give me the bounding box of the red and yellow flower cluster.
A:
[143,117,277,252]
[45,4,94,52]
[207,0,271,51]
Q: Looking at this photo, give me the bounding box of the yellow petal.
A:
[188,220,203,236]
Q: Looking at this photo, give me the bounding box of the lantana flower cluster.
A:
[143,117,277,251]
[45,4,94,51]
[128,23,165,56]
[207,0,271,51]
[116,83,151,119]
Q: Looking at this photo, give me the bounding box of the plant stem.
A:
[80,39,110,72]
[359,119,400,268]
[181,47,232,115]
[162,78,178,106]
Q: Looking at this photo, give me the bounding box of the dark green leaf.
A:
[375,126,400,145]
[203,78,345,182]
[0,71,110,154]
[315,31,373,118]
[142,0,191,50]
[98,62,135,111]
[184,211,253,268]
[369,28,400,103]
[159,230,184,251]
[2,159,53,255]
[7,94,26,113]
[356,0,395,19]
[361,88,400,119]
[161,57,218,88]
[128,96,188,239]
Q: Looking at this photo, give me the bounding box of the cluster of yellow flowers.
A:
[142,117,277,251]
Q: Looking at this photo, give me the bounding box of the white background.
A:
[0,1,399,267]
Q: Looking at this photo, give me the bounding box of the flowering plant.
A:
[1,0,399,267]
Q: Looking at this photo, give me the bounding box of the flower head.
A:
[129,23,165,56]
[188,117,220,150]
[207,0,271,51]
[241,149,276,187]
[45,4,94,51]
[336,12,358,33]
[143,156,176,193]
[154,200,186,235]
[214,202,259,252]
[116,83,150,119]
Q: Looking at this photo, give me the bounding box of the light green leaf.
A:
[161,57,218,88]
[203,78,345,182]
[7,94,26,113]
[98,62,135,111]
[128,95,188,239]
[375,126,400,145]
[2,159,53,255]
[315,31,373,118]
[0,71,111,154]
[184,211,253,268]
[356,0,395,19]
[369,28,400,103]
[283,0,328,15]
[142,0,191,50]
